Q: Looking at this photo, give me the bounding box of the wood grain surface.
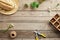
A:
[0,0,60,40]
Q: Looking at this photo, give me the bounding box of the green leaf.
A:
[30,2,39,9]
[36,4,39,8]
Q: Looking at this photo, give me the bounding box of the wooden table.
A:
[0,0,60,40]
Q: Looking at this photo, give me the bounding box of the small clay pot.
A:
[9,31,17,39]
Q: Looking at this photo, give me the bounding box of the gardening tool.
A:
[34,30,46,40]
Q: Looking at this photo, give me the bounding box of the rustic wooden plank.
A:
[0,16,51,22]
[3,11,60,17]
[0,11,50,17]
[0,11,60,21]
[0,22,53,30]
[0,12,60,23]
[0,38,60,40]
[0,30,60,38]
[5,17,51,21]
[23,38,60,40]
[0,38,22,40]
[11,11,50,17]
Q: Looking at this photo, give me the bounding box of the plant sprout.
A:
[3,24,14,33]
